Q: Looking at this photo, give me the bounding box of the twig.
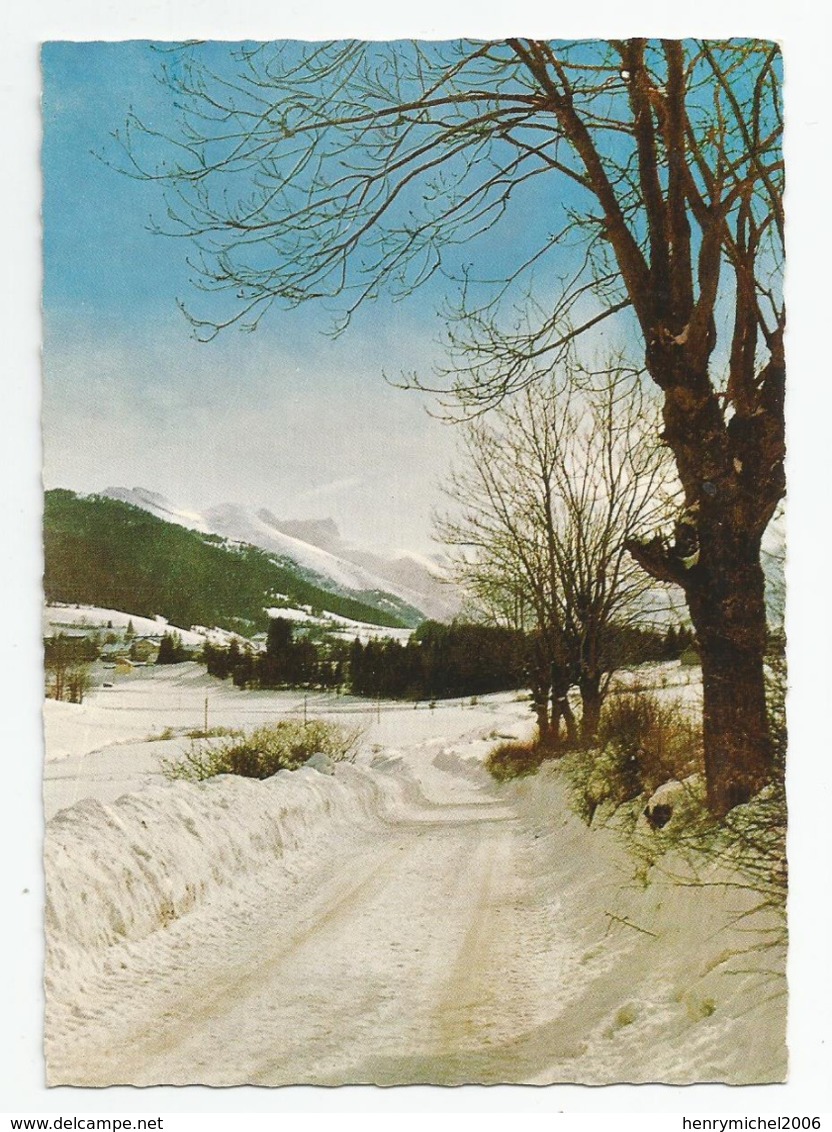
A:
[603,911,658,938]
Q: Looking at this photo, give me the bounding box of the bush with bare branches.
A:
[161,719,362,783]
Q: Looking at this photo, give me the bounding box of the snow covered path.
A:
[45,752,786,1087]
[63,802,530,1086]
[44,665,784,1087]
[46,750,551,1086]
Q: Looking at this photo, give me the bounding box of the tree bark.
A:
[686,546,773,816]
[579,675,603,745]
[559,695,578,747]
[530,669,552,743]
[621,304,783,815]
[628,475,776,816]
[534,699,552,743]
[550,665,578,748]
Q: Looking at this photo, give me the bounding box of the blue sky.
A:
[40,39,674,554]
[41,41,491,554]
[43,43,182,320]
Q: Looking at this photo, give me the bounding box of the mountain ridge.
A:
[103,486,460,623]
[44,489,424,634]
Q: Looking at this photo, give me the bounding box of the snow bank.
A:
[431,746,494,780]
[317,610,413,640]
[264,605,316,623]
[45,763,416,972]
[508,765,787,1084]
[44,715,785,1085]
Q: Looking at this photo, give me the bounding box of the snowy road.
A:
[46,753,786,1087]
[47,748,563,1086]
[72,805,529,1085]
[44,664,783,1086]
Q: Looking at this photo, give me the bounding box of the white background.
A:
[1,0,830,1122]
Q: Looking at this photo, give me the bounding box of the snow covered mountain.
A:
[103,487,460,623]
[102,487,212,534]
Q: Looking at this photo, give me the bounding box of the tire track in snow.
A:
[51,796,531,1087]
[46,755,787,1087]
[51,833,408,1086]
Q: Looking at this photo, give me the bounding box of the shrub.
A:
[719,780,787,903]
[184,725,242,740]
[626,652,785,905]
[598,693,702,793]
[146,726,178,742]
[563,693,702,824]
[624,774,786,930]
[66,664,94,704]
[601,673,786,923]
[161,718,362,782]
[148,725,240,743]
[765,642,787,772]
[561,671,786,952]
[485,739,547,782]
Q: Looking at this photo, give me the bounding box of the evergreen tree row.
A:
[199,617,693,701]
[350,621,525,699]
[202,629,346,690]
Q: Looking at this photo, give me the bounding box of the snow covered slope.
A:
[44,605,205,647]
[43,605,251,650]
[104,487,459,622]
[204,501,397,594]
[102,486,211,533]
[265,605,413,643]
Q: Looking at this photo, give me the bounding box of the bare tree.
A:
[44,637,93,703]
[119,38,784,813]
[66,665,93,705]
[438,369,676,743]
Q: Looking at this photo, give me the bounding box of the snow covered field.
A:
[265,603,414,643]
[44,604,246,648]
[45,600,416,656]
[43,660,513,770]
[43,660,783,1086]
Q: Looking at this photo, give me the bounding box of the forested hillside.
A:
[43,490,415,634]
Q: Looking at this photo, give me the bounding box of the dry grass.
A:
[161,719,362,782]
[485,737,556,782]
[562,692,703,825]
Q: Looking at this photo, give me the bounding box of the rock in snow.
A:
[305,752,336,775]
[642,776,701,830]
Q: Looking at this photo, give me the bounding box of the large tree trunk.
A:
[549,696,576,751]
[578,674,603,745]
[627,435,778,814]
[628,541,775,816]
[529,670,552,743]
[534,699,552,742]
[686,543,772,816]
[560,696,578,746]
[637,310,784,810]
[625,354,782,817]
[551,668,578,748]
